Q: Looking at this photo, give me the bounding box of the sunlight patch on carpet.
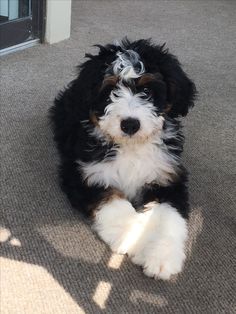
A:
[93,281,112,309]
[1,257,85,314]
[107,253,125,269]
[130,289,168,307]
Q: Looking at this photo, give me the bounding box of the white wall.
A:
[45,0,72,44]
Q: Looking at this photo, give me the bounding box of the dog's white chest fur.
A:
[79,142,177,200]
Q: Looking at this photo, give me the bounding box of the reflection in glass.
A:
[0,0,31,24]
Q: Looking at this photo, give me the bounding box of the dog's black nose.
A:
[120,118,140,135]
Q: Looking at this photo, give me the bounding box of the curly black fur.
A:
[50,38,196,218]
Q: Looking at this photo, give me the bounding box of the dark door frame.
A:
[0,0,46,50]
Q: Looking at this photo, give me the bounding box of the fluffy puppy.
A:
[50,38,196,280]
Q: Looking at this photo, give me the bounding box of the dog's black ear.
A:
[161,57,197,118]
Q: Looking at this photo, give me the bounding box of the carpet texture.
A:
[1,1,236,313]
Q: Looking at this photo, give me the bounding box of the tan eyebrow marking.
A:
[137,74,156,86]
[137,73,163,86]
[100,75,119,90]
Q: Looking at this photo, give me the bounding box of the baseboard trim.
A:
[0,39,40,57]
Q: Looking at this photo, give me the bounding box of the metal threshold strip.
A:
[0,39,40,56]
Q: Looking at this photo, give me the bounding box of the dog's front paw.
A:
[94,198,138,254]
[143,240,186,280]
[130,203,188,280]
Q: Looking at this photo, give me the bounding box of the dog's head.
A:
[79,39,196,145]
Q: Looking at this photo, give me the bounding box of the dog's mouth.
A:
[101,119,164,146]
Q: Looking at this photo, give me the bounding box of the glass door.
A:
[0,0,45,50]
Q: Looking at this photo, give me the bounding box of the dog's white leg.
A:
[130,202,188,280]
[93,198,140,254]
[94,199,187,280]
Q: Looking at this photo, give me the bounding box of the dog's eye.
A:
[143,87,151,96]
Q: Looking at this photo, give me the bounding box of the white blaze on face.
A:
[98,84,164,144]
[112,49,145,80]
[99,49,163,144]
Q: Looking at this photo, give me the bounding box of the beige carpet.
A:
[1,1,236,313]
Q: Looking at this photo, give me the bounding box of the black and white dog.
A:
[50,38,196,280]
